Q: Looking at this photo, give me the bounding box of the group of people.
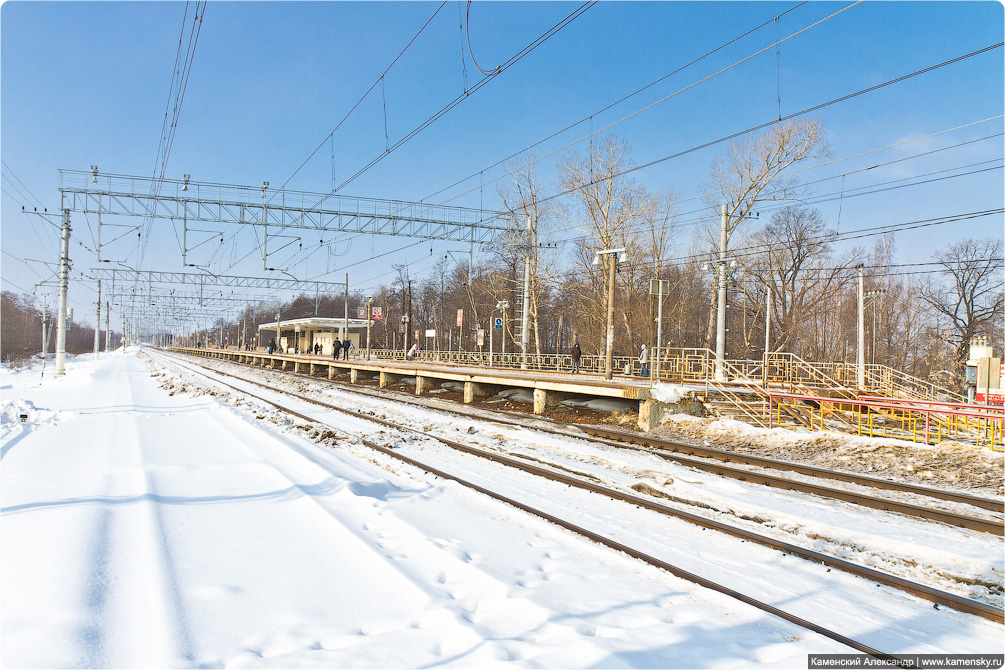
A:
[267,337,354,359]
[569,341,649,377]
[332,337,354,360]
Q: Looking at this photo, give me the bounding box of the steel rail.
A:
[575,424,1004,513]
[147,351,917,660]
[155,350,1004,624]
[188,347,1003,520]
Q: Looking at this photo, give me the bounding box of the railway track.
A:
[152,349,1004,629]
[183,348,1004,531]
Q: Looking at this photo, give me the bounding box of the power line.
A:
[332,1,597,194]
[272,1,449,197]
[424,1,861,209]
[422,1,814,203]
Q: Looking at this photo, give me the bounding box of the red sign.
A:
[477,329,484,346]
[372,306,382,320]
[456,308,463,327]
[975,391,1005,405]
[414,330,419,341]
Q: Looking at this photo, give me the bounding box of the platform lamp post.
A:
[866,288,886,367]
[593,248,627,380]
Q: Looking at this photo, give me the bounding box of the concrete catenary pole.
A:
[764,285,771,356]
[604,253,616,380]
[104,301,110,352]
[714,203,728,381]
[520,216,531,370]
[655,282,665,381]
[93,280,102,360]
[54,210,71,377]
[857,263,865,388]
[344,273,349,347]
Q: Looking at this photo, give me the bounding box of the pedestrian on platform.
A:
[571,342,581,373]
[343,338,352,360]
[333,337,342,359]
[314,343,320,356]
[407,343,417,361]
[639,344,649,377]
[268,338,275,355]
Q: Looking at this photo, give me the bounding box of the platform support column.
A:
[638,399,667,433]
[533,388,556,415]
[379,371,390,388]
[416,375,433,396]
[328,364,335,379]
[350,368,360,384]
[464,381,490,403]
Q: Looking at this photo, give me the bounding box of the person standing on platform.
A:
[268,338,276,355]
[639,344,649,377]
[407,343,417,361]
[571,341,581,373]
[333,337,342,359]
[343,338,352,361]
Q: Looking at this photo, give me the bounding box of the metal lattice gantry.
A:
[90,268,348,295]
[60,169,516,268]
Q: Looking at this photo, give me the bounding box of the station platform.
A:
[171,347,670,430]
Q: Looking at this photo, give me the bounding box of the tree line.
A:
[1,291,122,367]
[5,121,1000,393]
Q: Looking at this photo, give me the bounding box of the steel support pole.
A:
[54,210,71,377]
[93,280,102,360]
[655,287,664,382]
[105,301,110,352]
[715,203,728,381]
[344,272,349,347]
[857,265,865,388]
[605,254,615,380]
[365,296,372,360]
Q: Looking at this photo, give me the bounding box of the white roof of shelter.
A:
[258,317,371,331]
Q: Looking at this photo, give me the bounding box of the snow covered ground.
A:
[2,349,1002,668]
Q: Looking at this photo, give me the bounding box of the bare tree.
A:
[558,134,646,369]
[702,118,830,347]
[747,206,847,354]
[919,237,1003,390]
[497,156,553,356]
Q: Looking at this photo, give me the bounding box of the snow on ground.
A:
[155,355,1005,609]
[654,412,1004,497]
[2,350,1003,669]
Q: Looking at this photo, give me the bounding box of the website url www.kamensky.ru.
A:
[807,655,1004,669]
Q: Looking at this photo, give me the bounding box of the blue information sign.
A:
[494,317,503,329]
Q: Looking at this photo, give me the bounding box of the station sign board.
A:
[494,317,503,329]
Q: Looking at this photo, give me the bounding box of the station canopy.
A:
[258,317,371,332]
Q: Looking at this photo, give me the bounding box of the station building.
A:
[258,317,371,355]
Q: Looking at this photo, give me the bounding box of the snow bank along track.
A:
[151,349,1003,630]
[179,348,1004,533]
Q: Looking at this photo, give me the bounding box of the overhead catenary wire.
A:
[423,1,862,210]
[423,1,811,203]
[330,1,597,195]
[271,1,449,198]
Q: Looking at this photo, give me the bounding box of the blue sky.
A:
[2,1,1002,326]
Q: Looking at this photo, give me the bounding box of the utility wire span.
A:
[332,1,596,195]
[530,41,1005,215]
[138,0,207,270]
[424,1,861,210]
[272,1,449,198]
[612,208,1004,274]
[423,1,812,203]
